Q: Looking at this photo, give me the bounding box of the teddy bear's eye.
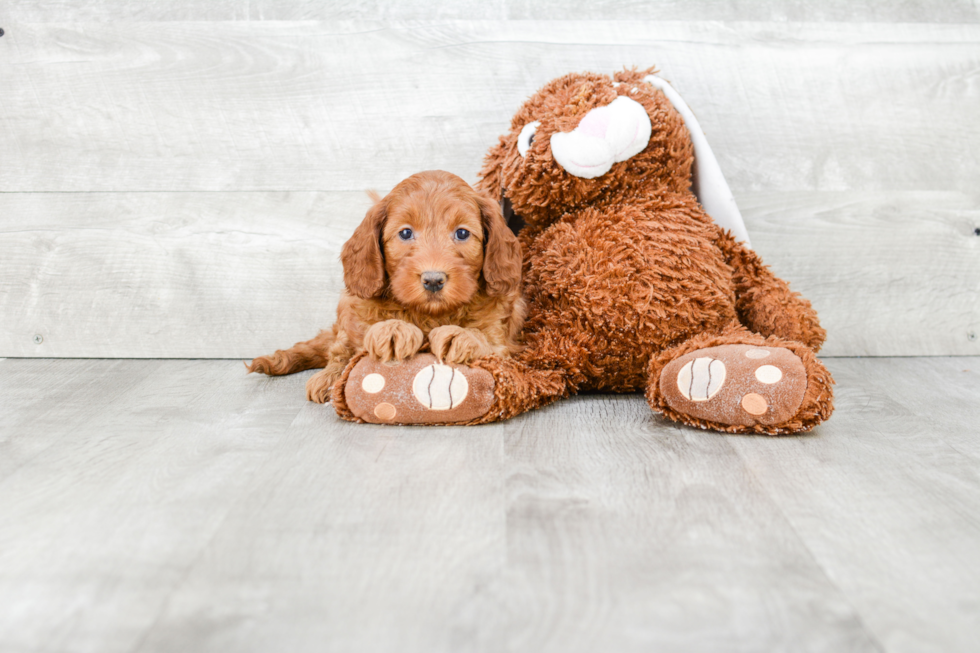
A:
[517,121,540,157]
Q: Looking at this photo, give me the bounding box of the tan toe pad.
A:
[660,345,807,428]
[344,353,495,425]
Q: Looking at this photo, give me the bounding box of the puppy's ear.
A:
[478,192,522,297]
[341,198,387,299]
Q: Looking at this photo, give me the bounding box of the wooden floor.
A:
[1,356,978,653]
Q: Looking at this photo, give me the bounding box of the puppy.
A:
[247,170,525,403]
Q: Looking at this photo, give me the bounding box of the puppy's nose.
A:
[421,271,447,293]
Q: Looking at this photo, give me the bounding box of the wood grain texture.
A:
[489,395,878,652]
[745,191,980,357]
[0,360,308,653]
[2,190,977,358]
[855,357,980,459]
[0,15,977,358]
[0,191,370,358]
[1,21,978,193]
[138,393,881,653]
[0,358,160,482]
[730,356,980,652]
[134,401,508,653]
[7,0,980,22]
[2,357,979,651]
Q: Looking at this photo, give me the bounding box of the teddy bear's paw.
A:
[659,344,807,428]
[342,353,495,425]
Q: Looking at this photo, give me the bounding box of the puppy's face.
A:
[341,170,522,316]
[382,183,485,315]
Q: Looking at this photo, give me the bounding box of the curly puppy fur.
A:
[247,170,525,403]
[334,67,834,433]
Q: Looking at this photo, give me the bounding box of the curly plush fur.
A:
[335,68,834,434]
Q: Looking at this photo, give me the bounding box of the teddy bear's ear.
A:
[644,75,752,248]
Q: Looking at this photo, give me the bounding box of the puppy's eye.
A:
[454,228,471,241]
[398,228,414,241]
[517,121,540,158]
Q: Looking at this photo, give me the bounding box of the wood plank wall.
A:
[1,3,978,358]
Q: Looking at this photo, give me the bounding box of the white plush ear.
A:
[549,97,652,180]
[644,75,751,247]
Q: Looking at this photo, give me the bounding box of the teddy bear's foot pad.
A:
[344,353,495,425]
[660,344,807,428]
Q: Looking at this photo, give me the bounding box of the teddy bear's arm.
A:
[716,230,827,352]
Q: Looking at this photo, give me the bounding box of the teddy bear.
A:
[331,67,834,434]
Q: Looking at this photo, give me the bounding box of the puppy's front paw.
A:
[363,319,425,362]
[428,325,493,364]
[306,369,338,404]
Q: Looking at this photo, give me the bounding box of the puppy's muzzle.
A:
[421,271,447,293]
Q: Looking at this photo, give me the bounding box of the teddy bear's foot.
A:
[658,344,809,431]
[339,353,495,425]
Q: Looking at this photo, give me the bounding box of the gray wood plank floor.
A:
[1,357,978,652]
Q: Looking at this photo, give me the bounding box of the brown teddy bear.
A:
[333,67,834,434]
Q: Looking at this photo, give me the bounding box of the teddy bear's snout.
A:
[549,96,652,179]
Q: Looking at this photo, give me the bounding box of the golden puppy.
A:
[247,170,525,403]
